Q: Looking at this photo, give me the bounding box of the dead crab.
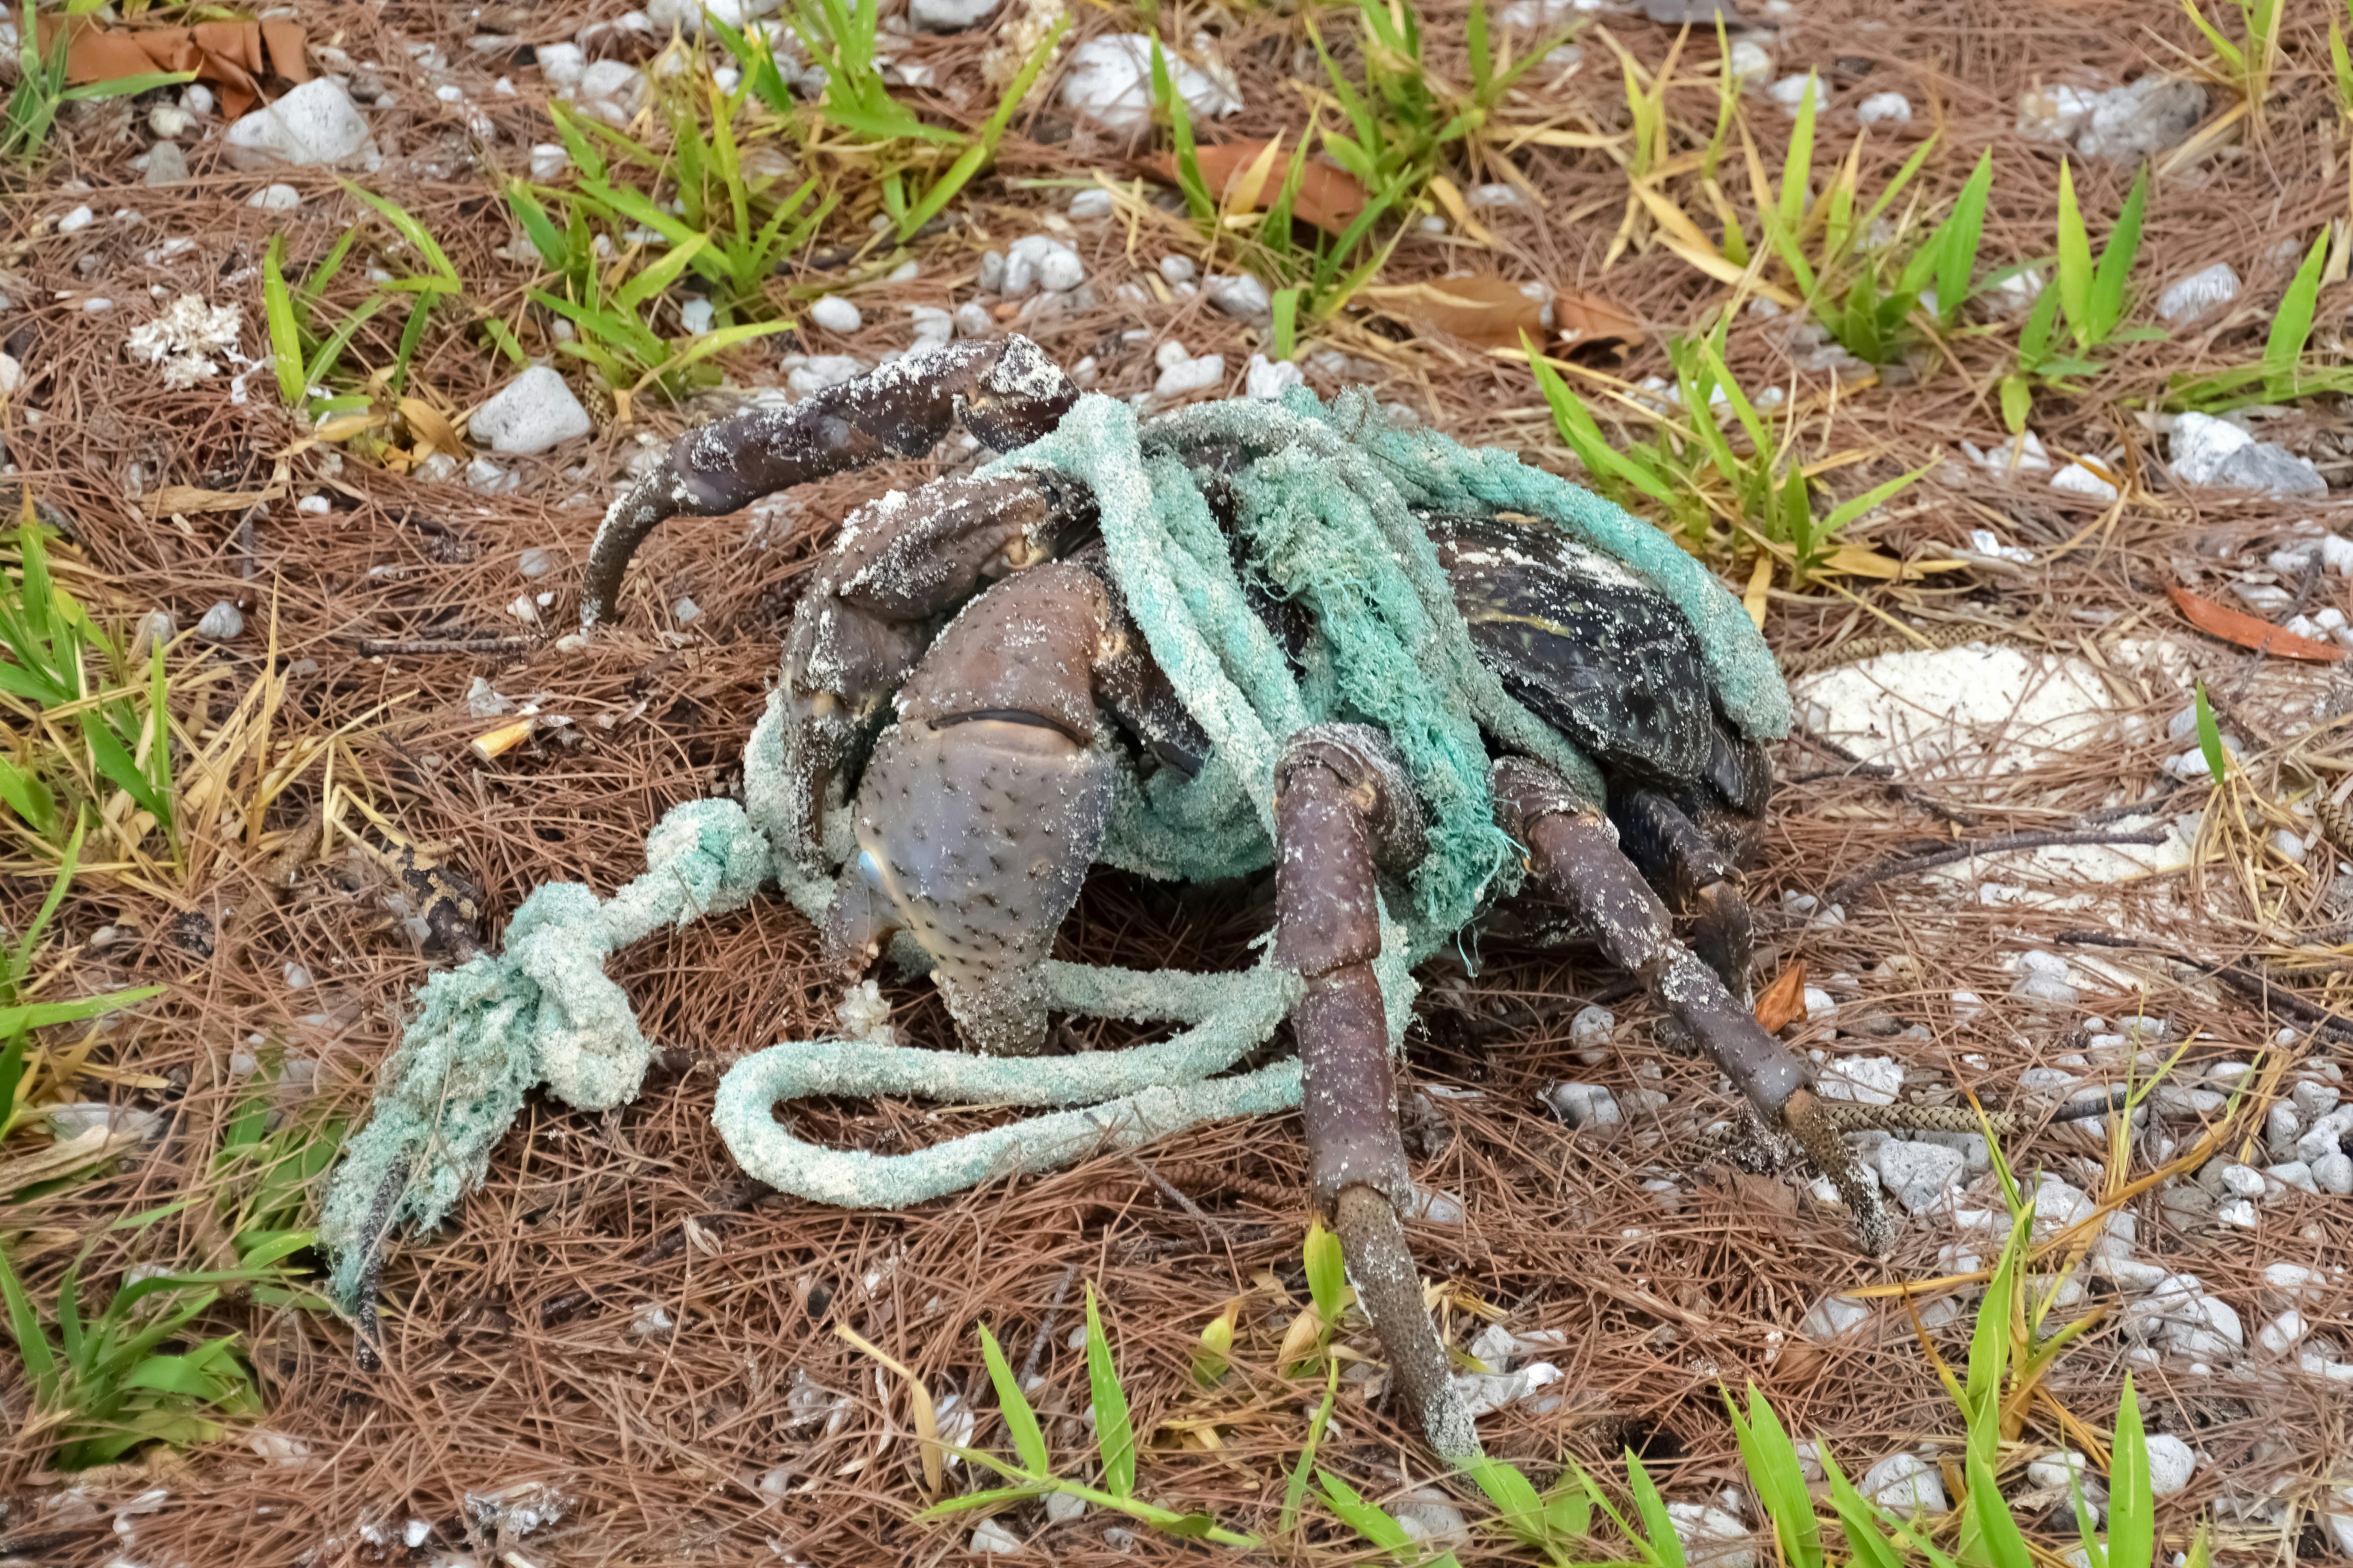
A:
[582,335,1888,1458]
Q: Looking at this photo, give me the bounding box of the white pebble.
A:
[196,601,244,641]
[808,295,863,333]
[1152,352,1223,400]
[1855,91,1911,125]
[679,298,714,336]
[1245,353,1303,401]
[248,184,301,211]
[56,205,94,233]
[1158,255,1196,285]
[1069,187,1114,219]
[1767,73,1822,117]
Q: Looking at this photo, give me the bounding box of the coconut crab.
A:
[565,336,1886,1457]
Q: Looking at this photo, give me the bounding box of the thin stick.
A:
[1018,1264,1077,1387]
[351,634,540,657]
[1829,827,2170,902]
[1084,1110,1226,1249]
[2057,930,2353,1041]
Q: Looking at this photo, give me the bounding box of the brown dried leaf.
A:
[1754,958,1808,1033]
[1141,140,1370,234]
[2168,584,2343,663]
[1553,287,1645,351]
[1361,275,1545,348]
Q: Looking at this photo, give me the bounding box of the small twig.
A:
[1083,1110,1227,1249]
[2056,930,2353,1042]
[1829,827,2170,903]
[352,633,541,657]
[1792,725,1980,827]
[1018,1264,1078,1387]
[2068,782,2183,827]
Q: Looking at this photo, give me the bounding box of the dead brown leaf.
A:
[1553,287,1645,352]
[1753,958,1808,1033]
[45,14,308,121]
[2168,584,2343,663]
[1361,275,1546,349]
[1141,139,1369,235]
[400,398,465,462]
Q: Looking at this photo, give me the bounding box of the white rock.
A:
[2265,1160,2318,1196]
[2018,83,2098,142]
[1040,1488,1085,1523]
[2256,1308,2307,1357]
[1245,354,1303,401]
[2143,1434,2195,1496]
[465,457,519,495]
[909,305,954,348]
[953,302,994,338]
[2050,461,2120,502]
[1860,1453,1946,1514]
[247,1429,311,1466]
[788,355,866,397]
[247,183,301,211]
[1802,985,1836,1020]
[2326,1490,2353,1557]
[574,59,649,119]
[1205,272,1272,323]
[1802,1293,1870,1342]
[1878,1140,1965,1213]
[196,601,244,641]
[1569,1003,1614,1060]
[1766,73,1821,118]
[808,295,863,333]
[1856,91,1912,125]
[1728,38,1773,82]
[1545,1081,1621,1130]
[1466,182,1525,209]
[2262,1262,2329,1305]
[529,143,570,181]
[912,0,999,28]
[1820,1055,1903,1106]
[1152,353,1224,400]
[969,1517,1024,1554]
[222,78,378,170]
[1395,1487,1472,1546]
[1667,1504,1756,1568]
[538,41,586,89]
[2073,75,2208,161]
[56,205,93,233]
[472,366,592,453]
[1004,235,1084,296]
[2314,1152,2353,1193]
[2216,1162,2267,1199]
[2168,412,2252,484]
[1059,34,1241,135]
[1068,186,1114,219]
[679,298,714,336]
[2156,263,2240,324]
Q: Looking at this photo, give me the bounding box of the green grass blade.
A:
[1280,1362,1339,1537]
[1732,1385,1825,1568]
[2106,1375,2154,1568]
[0,1245,59,1403]
[2088,167,2147,342]
[1964,1444,2036,1568]
[1776,73,1817,239]
[2195,682,2228,784]
[1936,150,1995,326]
[1303,1218,1347,1325]
[1627,1453,1688,1568]
[2055,160,2091,345]
[1317,1470,1414,1556]
[262,236,307,408]
[975,1323,1050,1475]
[2263,232,2329,394]
[1083,1283,1135,1497]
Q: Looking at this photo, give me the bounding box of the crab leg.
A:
[1492,757,1896,1256]
[1273,725,1480,1460]
[582,336,1080,631]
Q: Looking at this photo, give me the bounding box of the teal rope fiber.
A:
[319,388,1783,1307]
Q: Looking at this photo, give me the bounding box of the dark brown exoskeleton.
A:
[583,337,1887,1460]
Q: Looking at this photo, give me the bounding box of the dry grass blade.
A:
[833,1322,944,1496]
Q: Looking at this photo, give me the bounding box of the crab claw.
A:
[822,562,1119,1054]
[581,337,1080,632]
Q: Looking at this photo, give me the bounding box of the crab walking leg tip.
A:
[1276,725,1480,1460]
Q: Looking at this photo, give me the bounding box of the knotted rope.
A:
[320,389,1786,1307]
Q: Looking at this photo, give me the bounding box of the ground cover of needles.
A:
[5,0,2353,1563]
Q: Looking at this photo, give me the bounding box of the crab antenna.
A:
[579,336,1080,633]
